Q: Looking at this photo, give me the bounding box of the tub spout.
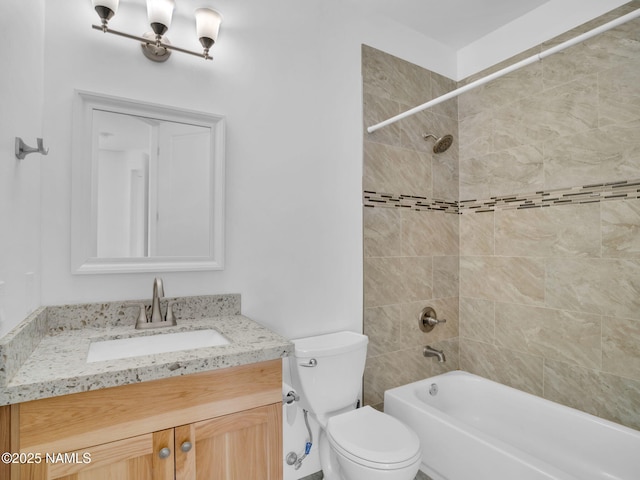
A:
[423,345,446,363]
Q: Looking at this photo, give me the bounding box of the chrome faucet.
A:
[423,345,446,363]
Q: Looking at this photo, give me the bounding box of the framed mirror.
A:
[71,90,225,274]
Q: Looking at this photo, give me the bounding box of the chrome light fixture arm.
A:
[91,25,213,60]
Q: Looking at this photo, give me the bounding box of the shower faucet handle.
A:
[419,306,446,333]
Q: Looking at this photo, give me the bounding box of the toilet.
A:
[290,331,421,480]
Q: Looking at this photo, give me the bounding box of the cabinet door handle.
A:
[181,441,193,453]
[158,447,171,459]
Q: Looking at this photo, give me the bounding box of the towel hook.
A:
[15,137,49,160]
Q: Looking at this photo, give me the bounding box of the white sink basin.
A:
[86,329,230,363]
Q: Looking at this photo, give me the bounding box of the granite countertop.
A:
[0,294,293,405]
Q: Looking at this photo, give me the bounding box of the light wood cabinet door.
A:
[20,429,175,480]
[185,403,282,480]
[7,360,284,480]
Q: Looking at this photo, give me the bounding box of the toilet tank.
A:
[290,331,368,415]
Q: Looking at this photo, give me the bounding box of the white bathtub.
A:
[384,370,640,480]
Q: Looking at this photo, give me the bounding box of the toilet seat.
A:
[327,406,421,470]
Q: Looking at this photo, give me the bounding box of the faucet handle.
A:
[124,302,150,328]
[135,303,149,328]
[419,306,446,332]
[425,316,446,326]
[165,301,181,326]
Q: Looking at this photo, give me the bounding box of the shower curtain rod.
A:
[367,8,640,134]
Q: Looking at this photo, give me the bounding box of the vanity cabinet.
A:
[6,359,282,480]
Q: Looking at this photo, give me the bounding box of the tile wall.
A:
[362,3,640,429]
[458,3,640,430]
[362,45,460,409]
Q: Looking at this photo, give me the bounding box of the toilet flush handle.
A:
[300,358,317,367]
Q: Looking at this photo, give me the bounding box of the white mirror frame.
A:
[71,90,225,274]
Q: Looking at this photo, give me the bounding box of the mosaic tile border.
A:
[363,179,640,214]
[363,191,459,213]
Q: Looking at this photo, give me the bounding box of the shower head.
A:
[422,133,454,154]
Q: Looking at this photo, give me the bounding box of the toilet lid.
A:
[327,406,420,467]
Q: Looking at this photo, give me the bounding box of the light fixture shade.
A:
[92,0,119,13]
[147,0,175,35]
[195,8,222,47]
[92,0,119,21]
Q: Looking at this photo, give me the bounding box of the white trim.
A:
[71,90,226,274]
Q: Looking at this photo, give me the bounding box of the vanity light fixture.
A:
[91,0,222,62]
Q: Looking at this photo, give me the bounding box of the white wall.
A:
[0,1,44,338]
[37,0,453,341]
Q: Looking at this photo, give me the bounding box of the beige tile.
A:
[363,141,433,197]
[602,200,640,258]
[430,71,458,120]
[400,256,434,303]
[460,212,494,256]
[541,35,615,90]
[458,156,492,200]
[459,338,544,395]
[433,256,459,299]
[364,347,432,406]
[399,301,428,348]
[458,59,542,119]
[544,120,640,190]
[539,6,640,94]
[363,354,389,406]
[362,44,396,98]
[603,315,640,382]
[494,302,602,369]
[460,144,544,200]
[543,359,640,430]
[459,109,493,161]
[364,257,403,308]
[363,93,401,147]
[545,258,640,319]
[363,207,401,258]
[432,153,459,202]
[595,15,640,68]
[363,304,403,358]
[460,256,545,306]
[362,45,432,107]
[401,210,459,257]
[494,75,598,151]
[599,61,640,127]
[495,203,601,257]
[364,256,434,307]
[459,297,495,343]
[430,297,459,341]
[396,346,437,385]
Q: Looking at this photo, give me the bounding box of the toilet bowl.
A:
[326,406,421,480]
[290,331,422,480]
